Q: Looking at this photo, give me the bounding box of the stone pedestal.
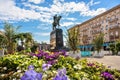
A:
[50,29,63,51]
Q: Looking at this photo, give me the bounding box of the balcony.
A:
[83,34,88,37]
[109,23,120,30]
[96,23,101,26]
[109,35,119,41]
[91,23,101,29]
[109,31,119,41]
[82,28,88,32]
[108,18,118,23]
[92,29,101,34]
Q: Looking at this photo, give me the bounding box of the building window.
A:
[106,25,108,30]
[110,32,113,36]
[102,20,104,23]
[115,31,118,37]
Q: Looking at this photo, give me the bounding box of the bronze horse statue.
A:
[52,15,62,30]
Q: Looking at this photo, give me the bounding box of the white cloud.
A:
[37,26,50,30]
[0,0,42,21]
[23,2,50,12]
[34,32,50,36]
[64,18,77,21]
[61,22,75,27]
[50,0,106,17]
[64,2,89,12]
[80,8,106,16]
[40,17,52,23]
[60,21,81,28]
[94,1,101,5]
[28,0,45,4]
[0,0,106,23]
[87,0,100,6]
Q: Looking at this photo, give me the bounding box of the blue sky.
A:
[0,0,120,44]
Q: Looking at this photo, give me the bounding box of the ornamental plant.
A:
[92,33,104,54]
[101,72,114,80]
[42,63,52,71]
[109,40,120,55]
[53,68,69,80]
[0,54,44,80]
[30,50,67,65]
[21,65,69,80]
[64,27,79,52]
[1,53,120,80]
[21,65,42,80]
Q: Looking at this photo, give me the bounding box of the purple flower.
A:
[96,65,99,68]
[44,53,49,56]
[28,65,34,70]
[60,50,66,55]
[21,65,42,80]
[42,63,52,71]
[53,75,68,80]
[101,72,114,80]
[45,55,54,60]
[47,60,58,65]
[36,53,42,58]
[36,73,42,80]
[30,53,36,56]
[108,66,111,68]
[53,68,68,80]
[87,63,95,67]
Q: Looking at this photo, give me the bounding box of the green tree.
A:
[109,43,116,55]
[30,41,39,53]
[3,22,20,54]
[116,40,120,52]
[0,33,7,49]
[110,40,120,55]
[24,32,33,48]
[65,27,79,52]
[92,33,104,53]
[0,23,34,54]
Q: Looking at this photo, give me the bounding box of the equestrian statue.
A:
[52,14,62,30]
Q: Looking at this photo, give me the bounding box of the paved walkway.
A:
[85,56,120,70]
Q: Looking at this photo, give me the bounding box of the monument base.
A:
[50,28,64,51]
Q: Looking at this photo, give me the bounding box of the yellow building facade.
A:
[69,5,120,50]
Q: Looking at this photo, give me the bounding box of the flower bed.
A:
[0,50,120,80]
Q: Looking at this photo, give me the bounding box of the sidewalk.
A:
[85,56,120,70]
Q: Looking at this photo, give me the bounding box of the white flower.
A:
[17,70,21,73]
[73,64,82,70]
[82,77,88,80]
[1,74,5,77]
[17,67,19,69]
[73,65,77,69]
[20,73,23,77]
[43,74,47,78]
[3,67,7,70]
[13,78,17,80]
[52,70,57,74]
[33,56,37,58]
